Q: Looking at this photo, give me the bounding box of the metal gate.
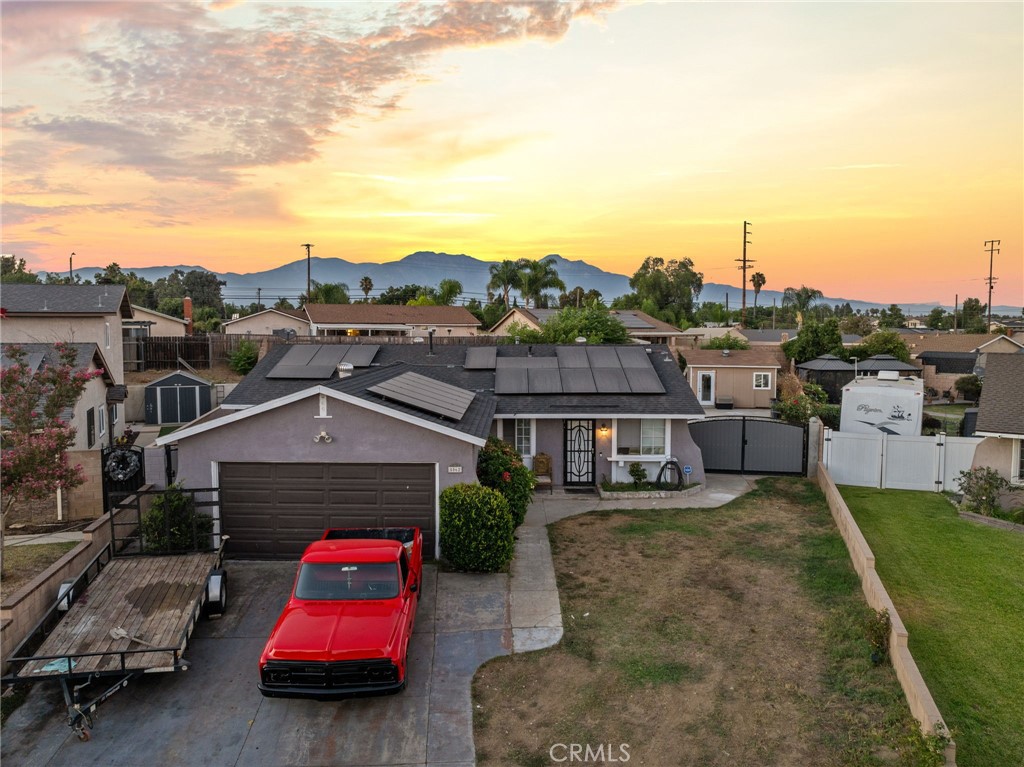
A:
[563,420,595,486]
[690,417,807,475]
[101,446,146,513]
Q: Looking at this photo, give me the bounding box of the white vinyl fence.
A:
[822,429,981,491]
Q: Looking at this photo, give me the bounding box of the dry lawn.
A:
[473,477,941,767]
[1,542,78,601]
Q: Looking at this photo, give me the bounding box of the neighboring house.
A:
[0,342,123,520]
[676,326,746,350]
[681,349,781,410]
[972,354,1024,509]
[736,328,800,346]
[221,308,309,337]
[490,308,688,347]
[988,319,1024,334]
[909,334,1023,396]
[305,304,481,337]
[125,305,189,337]
[0,284,131,386]
[154,343,706,559]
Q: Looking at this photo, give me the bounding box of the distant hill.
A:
[64,251,1021,315]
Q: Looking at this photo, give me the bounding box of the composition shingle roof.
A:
[0,284,132,318]
[916,351,978,375]
[304,304,480,326]
[682,349,783,368]
[905,333,1004,354]
[975,354,1024,436]
[222,341,704,435]
[796,354,855,372]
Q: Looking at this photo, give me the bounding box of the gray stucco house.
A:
[155,342,706,559]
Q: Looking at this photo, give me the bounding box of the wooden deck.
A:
[19,552,220,678]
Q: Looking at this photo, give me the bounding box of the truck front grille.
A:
[262,659,399,689]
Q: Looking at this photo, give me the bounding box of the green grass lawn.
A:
[922,404,972,417]
[842,487,1024,767]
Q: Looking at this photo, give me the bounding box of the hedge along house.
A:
[153,342,706,560]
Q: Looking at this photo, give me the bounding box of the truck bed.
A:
[18,552,221,679]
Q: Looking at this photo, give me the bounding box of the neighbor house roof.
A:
[682,349,782,368]
[916,351,978,375]
[905,333,1006,354]
[0,284,133,318]
[975,354,1024,437]
[220,307,307,327]
[737,328,799,343]
[490,308,684,338]
[304,304,480,327]
[127,304,189,326]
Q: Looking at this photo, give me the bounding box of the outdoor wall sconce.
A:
[313,429,333,444]
[598,423,609,436]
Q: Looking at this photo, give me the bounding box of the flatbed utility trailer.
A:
[1,487,228,742]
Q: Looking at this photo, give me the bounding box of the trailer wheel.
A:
[76,728,91,742]
[204,569,228,618]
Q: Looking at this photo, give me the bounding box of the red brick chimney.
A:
[183,296,193,335]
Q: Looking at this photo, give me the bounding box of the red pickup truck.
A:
[258,527,422,698]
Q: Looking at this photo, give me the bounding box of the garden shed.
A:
[144,370,213,425]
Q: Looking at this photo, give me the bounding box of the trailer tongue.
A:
[1,488,228,742]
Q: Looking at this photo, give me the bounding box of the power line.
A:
[984,239,999,332]
[734,220,753,326]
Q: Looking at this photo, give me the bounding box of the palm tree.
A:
[519,257,565,308]
[782,285,823,327]
[487,260,524,309]
[750,272,766,325]
[359,275,373,302]
[302,281,350,305]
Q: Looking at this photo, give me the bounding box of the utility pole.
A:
[772,297,776,330]
[69,252,75,282]
[301,243,314,303]
[953,293,958,332]
[734,221,753,327]
[984,239,999,332]
[256,287,262,311]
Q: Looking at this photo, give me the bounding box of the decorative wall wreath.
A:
[106,449,141,482]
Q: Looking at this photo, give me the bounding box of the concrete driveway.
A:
[1,561,512,767]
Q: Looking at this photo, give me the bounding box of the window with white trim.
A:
[112,404,119,425]
[98,406,107,438]
[616,419,666,456]
[1013,439,1024,486]
[515,419,532,457]
[104,321,111,349]
[753,372,772,390]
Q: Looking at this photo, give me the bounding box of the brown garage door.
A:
[219,462,436,560]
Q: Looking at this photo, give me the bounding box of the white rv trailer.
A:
[839,371,924,435]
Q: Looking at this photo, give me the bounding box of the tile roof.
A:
[0,284,132,318]
[304,304,480,326]
[975,354,1024,436]
[681,349,782,368]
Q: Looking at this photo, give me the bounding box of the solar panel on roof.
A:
[586,347,621,368]
[616,346,652,368]
[616,313,654,329]
[555,346,590,368]
[494,367,529,394]
[528,367,563,393]
[623,367,665,393]
[592,367,630,393]
[267,365,340,379]
[310,346,348,366]
[340,345,380,367]
[268,344,349,378]
[367,371,475,421]
[279,345,319,365]
[496,357,558,368]
[464,347,497,369]
[560,368,597,393]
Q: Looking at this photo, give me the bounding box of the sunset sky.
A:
[2,1,1022,308]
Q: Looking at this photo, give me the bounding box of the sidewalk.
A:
[4,530,85,547]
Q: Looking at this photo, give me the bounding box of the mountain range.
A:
[66,251,1020,315]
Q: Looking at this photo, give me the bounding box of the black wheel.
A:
[203,569,228,617]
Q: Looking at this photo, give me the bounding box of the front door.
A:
[697,371,716,406]
[563,420,595,486]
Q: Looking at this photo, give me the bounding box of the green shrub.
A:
[956,466,1010,516]
[628,462,647,488]
[866,608,891,666]
[439,483,514,572]
[817,404,841,430]
[954,374,982,403]
[476,436,534,526]
[141,484,214,553]
[229,339,260,375]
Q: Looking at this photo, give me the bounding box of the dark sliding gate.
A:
[690,417,807,475]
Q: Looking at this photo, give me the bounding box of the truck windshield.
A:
[294,563,400,600]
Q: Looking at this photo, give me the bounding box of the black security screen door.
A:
[563,420,595,486]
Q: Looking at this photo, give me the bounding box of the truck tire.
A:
[204,569,228,618]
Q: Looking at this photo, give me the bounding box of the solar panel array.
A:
[615,312,654,329]
[367,372,476,422]
[266,344,380,379]
[494,347,665,395]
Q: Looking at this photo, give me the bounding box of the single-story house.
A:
[1,342,125,520]
[676,326,747,350]
[306,304,481,338]
[971,354,1024,510]
[681,349,781,409]
[910,334,1023,396]
[490,308,688,347]
[125,305,189,337]
[221,308,310,337]
[154,342,706,559]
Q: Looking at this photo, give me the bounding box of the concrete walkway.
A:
[4,530,85,547]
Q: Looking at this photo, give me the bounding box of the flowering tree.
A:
[0,343,103,573]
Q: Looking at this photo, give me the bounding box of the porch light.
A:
[598,423,609,436]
